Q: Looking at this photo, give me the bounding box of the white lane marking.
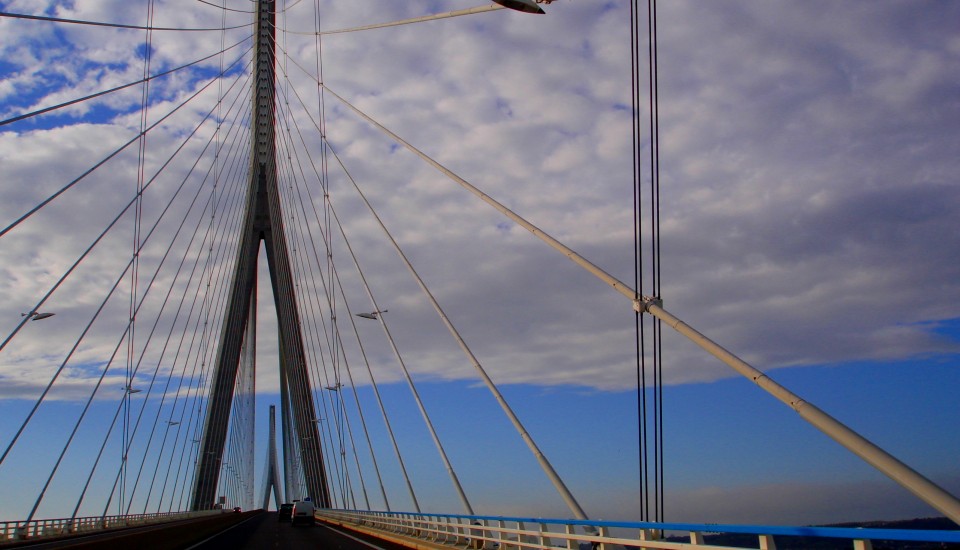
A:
[184,514,262,550]
[321,523,390,550]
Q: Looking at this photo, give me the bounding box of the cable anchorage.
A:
[633,296,662,314]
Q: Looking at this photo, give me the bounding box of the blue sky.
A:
[0,0,959,528]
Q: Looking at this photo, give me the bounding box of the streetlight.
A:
[324,383,342,392]
[355,309,387,320]
[492,0,546,14]
[21,311,55,321]
[124,385,141,394]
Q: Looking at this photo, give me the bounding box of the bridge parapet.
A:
[317,509,960,550]
[0,510,221,544]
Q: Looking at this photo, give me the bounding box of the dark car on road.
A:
[278,503,294,522]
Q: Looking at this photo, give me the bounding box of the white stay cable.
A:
[280,5,505,36]
[321,83,960,526]
[322,86,589,520]
[272,63,422,513]
[331,208,474,515]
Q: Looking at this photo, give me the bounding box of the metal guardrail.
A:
[0,510,221,543]
[317,509,960,550]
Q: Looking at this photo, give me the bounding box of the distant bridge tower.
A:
[191,0,330,510]
[261,405,284,509]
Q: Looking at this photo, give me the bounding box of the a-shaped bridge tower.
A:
[190,0,330,510]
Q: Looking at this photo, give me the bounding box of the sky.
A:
[0,0,959,528]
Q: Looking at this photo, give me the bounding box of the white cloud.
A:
[3,0,958,395]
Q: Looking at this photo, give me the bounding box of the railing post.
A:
[444,515,452,543]
[420,515,431,542]
[456,517,467,546]
[451,516,460,545]
[759,534,776,550]
[539,522,552,549]
[853,540,873,550]
[469,519,486,549]
[432,516,441,542]
[597,526,610,550]
[565,524,577,550]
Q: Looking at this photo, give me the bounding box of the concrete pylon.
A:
[190,0,330,510]
[238,274,257,511]
[261,405,284,509]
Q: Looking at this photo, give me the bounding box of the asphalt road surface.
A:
[187,512,413,550]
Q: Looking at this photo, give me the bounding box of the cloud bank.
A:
[0,1,958,397]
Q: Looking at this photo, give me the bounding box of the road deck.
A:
[189,512,412,550]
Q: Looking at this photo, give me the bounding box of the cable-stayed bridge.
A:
[1,1,959,548]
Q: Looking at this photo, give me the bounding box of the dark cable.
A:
[284,104,376,508]
[177,156,248,511]
[74,117,248,514]
[0,41,251,238]
[197,0,255,14]
[123,72,252,512]
[0,49,252,362]
[122,0,156,513]
[0,10,250,32]
[0,56,252,478]
[30,64,251,518]
[276,95,358,507]
[152,104,250,512]
[274,55,425,510]
[646,0,664,521]
[141,77,253,513]
[628,0,649,521]
[0,34,251,128]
